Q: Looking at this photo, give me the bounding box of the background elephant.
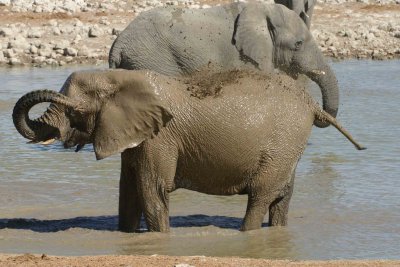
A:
[274,0,317,28]
[13,69,364,232]
[108,2,338,128]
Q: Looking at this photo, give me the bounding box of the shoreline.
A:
[1,254,399,266]
[0,1,399,68]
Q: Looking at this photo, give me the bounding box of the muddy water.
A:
[0,61,399,259]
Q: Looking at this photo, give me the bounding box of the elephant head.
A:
[274,0,316,28]
[234,3,338,127]
[12,70,172,160]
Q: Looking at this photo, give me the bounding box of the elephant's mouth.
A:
[61,127,92,152]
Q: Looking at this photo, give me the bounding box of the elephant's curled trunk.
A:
[12,90,76,142]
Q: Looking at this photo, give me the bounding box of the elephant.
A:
[108,2,337,128]
[12,69,365,232]
[274,0,317,28]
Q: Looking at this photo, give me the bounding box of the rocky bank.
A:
[0,0,399,67]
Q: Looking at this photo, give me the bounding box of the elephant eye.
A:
[294,40,303,51]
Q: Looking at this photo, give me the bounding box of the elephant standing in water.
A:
[109,2,337,128]
[13,70,364,232]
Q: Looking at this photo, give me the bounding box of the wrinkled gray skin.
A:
[109,2,337,128]
[274,0,316,28]
[13,70,364,232]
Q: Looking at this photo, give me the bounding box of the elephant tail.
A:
[315,109,366,150]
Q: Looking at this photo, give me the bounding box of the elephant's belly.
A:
[173,152,257,195]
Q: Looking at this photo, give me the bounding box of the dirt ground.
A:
[0,254,399,267]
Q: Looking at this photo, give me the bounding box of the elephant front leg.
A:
[118,150,143,233]
[135,143,178,232]
[268,172,295,227]
[140,184,170,232]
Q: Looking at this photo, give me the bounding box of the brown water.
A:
[0,61,399,259]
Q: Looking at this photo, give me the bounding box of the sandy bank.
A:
[1,254,399,267]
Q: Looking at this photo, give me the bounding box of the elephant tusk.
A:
[39,138,56,145]
[311,70,326,76]
[304,13,310,18]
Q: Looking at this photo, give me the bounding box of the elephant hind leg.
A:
[119,149,143,233]
[268,171,295,227]
[241,158,298,231]
[240,192,271,231]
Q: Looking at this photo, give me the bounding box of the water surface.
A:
[0,61,399,259]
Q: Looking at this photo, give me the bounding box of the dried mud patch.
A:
[179,69,306,101]
[182,69,246,99]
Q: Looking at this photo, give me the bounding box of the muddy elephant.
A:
[108,2,337,128]
[275,0,317,28]
[12,70,364,232]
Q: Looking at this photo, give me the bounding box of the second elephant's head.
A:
[234,2,338,127]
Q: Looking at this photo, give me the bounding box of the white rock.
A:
[72,34,82,44]
[53,27,61,36]
[8,36,29,50]
[45,58,58,65]
[39,43,53,50]
[30,45,38,54]
[51,52,58,59]
[9,57,22,65]
[55,48,64,55]
[0,27,13,37]
[53,40,70,50]
[34,6,42,12]
[64,47,78,57]
[27,29,42,38]
[0,0,10,6]
[99,18,110,25]
[77,45,89,56]
[33,0,47,5]
[60,25,75,34]
[38,49,52,58]
[73,19,83,27]
[88,25,102,37]
[0,51,6,62]
[45,19,58,27]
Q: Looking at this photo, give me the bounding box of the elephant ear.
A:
[93,74,173,160]
[233,3,277,72]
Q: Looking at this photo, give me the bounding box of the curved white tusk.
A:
[39,138,56,145]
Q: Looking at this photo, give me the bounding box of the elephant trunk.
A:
[12,90,76,142]
[289,40,339,128]
[307,64,339,128]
